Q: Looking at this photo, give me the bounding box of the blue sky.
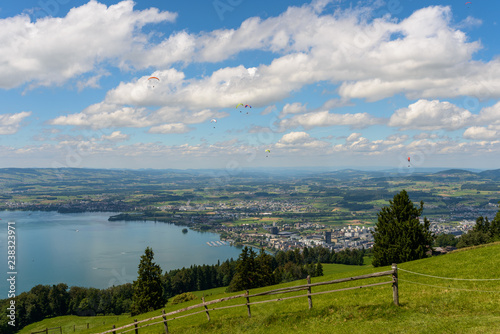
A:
[1,0,500,170]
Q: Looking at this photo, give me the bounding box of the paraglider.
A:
[147,76,159,88]
[407,156,411,168]
[236,103,252,113]
[265,149,271,157]
[211,119,217,128]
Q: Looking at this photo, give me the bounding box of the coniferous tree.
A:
[131,247,166,315]
[491,206,500,239]
[315,261,323,277]
[372,190,434,267]
[227,246,258,292]
[255,248,275,287]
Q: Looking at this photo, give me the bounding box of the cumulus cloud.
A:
[4,1,500,106]
[463,126,498,140]
[148,123,192,134]
[278,110,381,130]
[0,111,32,134]
[476,101,500,129]
[48,101,224,130]
[100,131,129,142]
[279,102,307,118]
[49,103,153,129]
[0,0,176,89]
[275,131,329,149]
[389,99,472,131]
[332,132,409,155]
[279,131,312,144]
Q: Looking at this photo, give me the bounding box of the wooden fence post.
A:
[134,319,138,334]
[307,275,313,309]
[246,290,251,318]
[112,324,116,334]
[162,309,169,334]
[202,296,211,321]
[392,263,399,306]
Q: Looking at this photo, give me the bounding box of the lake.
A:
[0,211,243,295]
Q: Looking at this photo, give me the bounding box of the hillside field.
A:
[19,242,500,334]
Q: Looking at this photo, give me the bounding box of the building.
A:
[325,231,332,244]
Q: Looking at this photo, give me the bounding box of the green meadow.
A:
[19,242,500,334]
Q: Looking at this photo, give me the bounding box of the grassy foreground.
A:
[20,243,500,334]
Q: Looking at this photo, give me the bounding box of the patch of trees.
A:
[163,259,237,298]
[372,190,434,267]
[338,201,374,211]
[0,283,133,334]
[461,183,500,191]
[227,247,322,292]
[433,233,459,247]
[227,246,364,292]
[254,192,278,197]
[342,190,386,202]
[457,213,500,248]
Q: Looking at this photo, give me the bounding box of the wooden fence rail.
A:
[98,264,398,334]
[31,326,62,334]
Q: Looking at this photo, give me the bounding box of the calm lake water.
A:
[0,211,243,295]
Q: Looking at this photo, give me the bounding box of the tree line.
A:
[0,244,365,332]
[434,211,500,248]
[0,283,133,333]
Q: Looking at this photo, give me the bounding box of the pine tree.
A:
[315,261,323,277]
[255,248,275,287]
[131,247,166,315]
[372,190,434,267]
[227,247,255,292]
[491,205,500,239]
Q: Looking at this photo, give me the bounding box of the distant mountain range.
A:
[0,167,499,184]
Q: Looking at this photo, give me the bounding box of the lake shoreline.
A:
[0,211,243,294]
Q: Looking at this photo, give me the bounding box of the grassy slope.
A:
[19,243,500,334]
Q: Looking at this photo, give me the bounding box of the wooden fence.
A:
[31,326,62,334]
[98,264,399,334]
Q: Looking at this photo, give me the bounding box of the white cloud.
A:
[389,99,472,131]
[279,102,307,118]
[275,131,329,149]
[332,132,409,155]
[0,111,31,134]
[279,131,311,144]
[4,1,500,106]
[476,101,500,129]
[0,1,176,89]
[463,127,498,140]
[49,103,153,129]
[278,110,381,130]
[62,3,493,111]
[49,103,225,131]
[148,123,192,134]
[100,131,129,142]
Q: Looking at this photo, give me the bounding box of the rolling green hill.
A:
[19,242,500,334]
